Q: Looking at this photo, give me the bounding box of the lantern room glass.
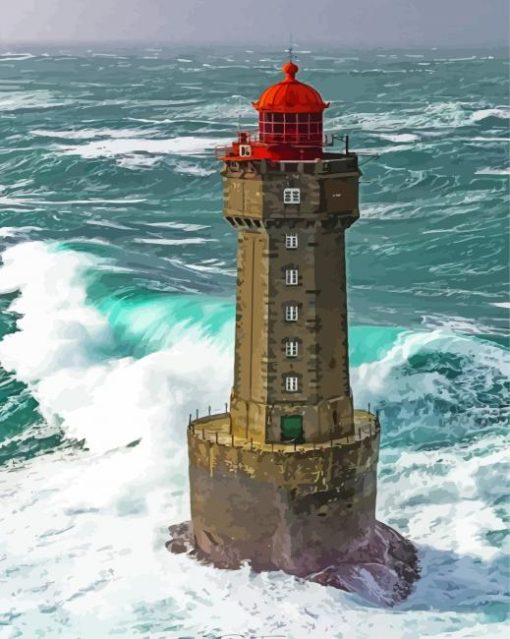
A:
[259,112,323,145]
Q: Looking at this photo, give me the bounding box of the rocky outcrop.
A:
[167,519,419,607]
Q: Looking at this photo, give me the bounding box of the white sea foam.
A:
[471,107,510,122]
[0,243,231,450]
[144,221,210,232]
[91,53,128,59]
[85,219,134,231]
[167,256,236,277]
[475,167,510,176]
[32,128,159,140]
[57,136,226,161]
[0,52,36,62]
[330,102,510,134]
[0,90,73,111]
[470,136,510,143]
[0,225,42,238]
[133,238,216,246]
[355,144,413,155]
[360,203,412,220]
[0,195,42,209]
[173,161,216,176]
[378,133,420,143]
[185,97,254,122]
[117,155,161,169]
[0,243,508,638]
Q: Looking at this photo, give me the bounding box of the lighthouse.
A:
[168,60,418,604]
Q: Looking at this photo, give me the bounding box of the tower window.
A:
[285,233,298,249]
[239,144,251,157]
[286,340,299,357]
[283,188,301,204]
[285,305,299,321]
[285,376,299,392]
[285,268,298,286]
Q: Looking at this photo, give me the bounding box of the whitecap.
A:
[85,220,133,231]
[0,196,39,209]
[91,53,128,59]
[57,136,226,160]
[469,136,510,143]
[0,226,43,238]
[0,53,36,62]
[471,106,510,122]
[378,133,419,143]
[117,155,161,169]
[143,221,209,232]
[0,90,73,112]
[32,128,159,140]
[172,161,215,176]
[475,167,510,176]
[331,101,510,133]
[132,238,216,246]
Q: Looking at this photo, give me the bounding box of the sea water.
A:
[0,45,508,638]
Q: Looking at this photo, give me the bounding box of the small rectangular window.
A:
[283,188,301,204]
[285,376,299,392]
[239,144,251,157]
[285,268,298,286]
[285,305,298,321]
[285,233,298,249]
[286,340,299,357]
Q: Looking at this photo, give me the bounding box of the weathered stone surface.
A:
[226,157,360,443]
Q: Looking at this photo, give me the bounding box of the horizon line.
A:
[0,39,508,51]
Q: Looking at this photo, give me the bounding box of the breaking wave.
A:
[0,242,508,637]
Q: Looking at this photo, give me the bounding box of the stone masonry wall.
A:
[188,425,379,575]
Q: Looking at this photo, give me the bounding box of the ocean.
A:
[0,45,508,638]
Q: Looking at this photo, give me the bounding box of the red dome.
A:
[252,62,329,114]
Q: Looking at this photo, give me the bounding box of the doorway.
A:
[280,415,304,443]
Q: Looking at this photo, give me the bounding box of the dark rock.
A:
[167,519,419,606]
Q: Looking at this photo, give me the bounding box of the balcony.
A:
[215,130,338,161]
[187,408,379,454]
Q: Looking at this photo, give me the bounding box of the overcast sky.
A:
[0,0,508,47]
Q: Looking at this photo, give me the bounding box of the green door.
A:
[280,415,304,443]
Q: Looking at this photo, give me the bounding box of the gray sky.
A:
[0,0,508,47]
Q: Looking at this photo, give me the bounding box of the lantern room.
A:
[253,62,329,147]
[218,61,331,162]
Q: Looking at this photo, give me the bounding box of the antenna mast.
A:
[287,32,294,62]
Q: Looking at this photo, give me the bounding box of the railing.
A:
[219,155,359,176]
[187,407,380,454]
[215,131,339,160]
[189,404,229,422]
[235,131,336,146]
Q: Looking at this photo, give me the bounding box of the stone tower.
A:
[169,62,418,603]
[227,62,358,447]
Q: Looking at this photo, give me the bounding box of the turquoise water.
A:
[0,46,508,638]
